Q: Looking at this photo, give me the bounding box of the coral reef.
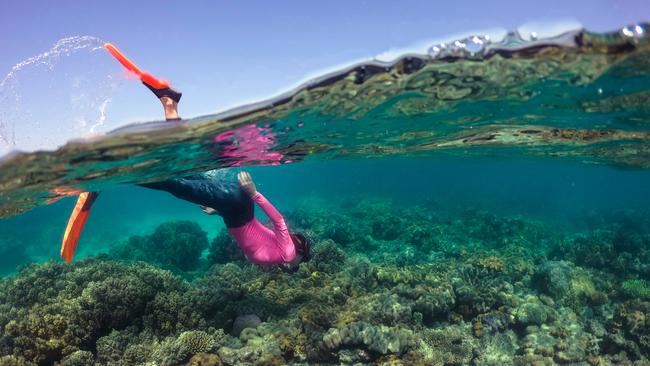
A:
[0,199,648,364]
[604,300,650,360]
[322,321,414,355]
[111,220,209,272]
[207,231,247,265]
[622,279,650,300]
[231,314,261,337]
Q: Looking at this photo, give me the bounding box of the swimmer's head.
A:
[291,232,311,263]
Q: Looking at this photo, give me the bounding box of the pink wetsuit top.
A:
[228,192,295,265]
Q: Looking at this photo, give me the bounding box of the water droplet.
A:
[463,35,491,56]
[622,24,646,39]
[427,43,448,58]
[428,46,442,57]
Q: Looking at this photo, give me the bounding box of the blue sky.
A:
[1,0,648,129]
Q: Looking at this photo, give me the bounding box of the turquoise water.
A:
[2,158,650,272]
[1,24,650,365]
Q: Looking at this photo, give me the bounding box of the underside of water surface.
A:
[0,23,649,217]
[0,23,650,366]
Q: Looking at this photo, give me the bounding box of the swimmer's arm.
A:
[250,191,295,262]
[238,171,288,234]
[250,192,287,231]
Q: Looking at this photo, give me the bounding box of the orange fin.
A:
[60,191,99,263]
[104,43,169,89]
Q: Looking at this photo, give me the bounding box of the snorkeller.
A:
[60,43,310,267]
[139,82,311,266]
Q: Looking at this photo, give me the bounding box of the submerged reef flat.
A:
[1,199,650,365]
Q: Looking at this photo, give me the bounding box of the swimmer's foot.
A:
[143,82,182,103]
[143,82,182,120]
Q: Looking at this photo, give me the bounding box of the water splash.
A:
[0,35,120,154]
[0,36,104,88]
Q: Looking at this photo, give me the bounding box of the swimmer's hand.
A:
[238,171,257,196]
[201,206,219,215]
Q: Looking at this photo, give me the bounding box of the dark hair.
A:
[290,232,311,262]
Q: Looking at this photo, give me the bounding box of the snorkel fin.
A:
[105,42,182,102]
[60,191,98,263]
[104,43,170,89]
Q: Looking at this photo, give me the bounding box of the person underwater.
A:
[60,43,310,266]
[138,82,310,266]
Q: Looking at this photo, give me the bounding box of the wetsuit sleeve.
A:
[250,192,295,261]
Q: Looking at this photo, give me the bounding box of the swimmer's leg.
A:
[143,82,182,121]
[138,179,211,207]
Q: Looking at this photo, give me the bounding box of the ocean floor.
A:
[1,197,649,365]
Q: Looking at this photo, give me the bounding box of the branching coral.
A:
[410,325,477,365]
[322,321,414,356]
[452,264,512,316]
[622,279,650,300]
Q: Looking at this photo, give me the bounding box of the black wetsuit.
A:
[139,171,254,228]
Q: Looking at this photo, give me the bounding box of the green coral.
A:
[513,298,553,327]
[452,263,512,316]
[207,230,246,264]
[322,321,414,355]
[622,279,650,300]
[178,331,216,355]
[111,220,209,272]
[219,323,286,365]
[60,350,94,366]
[149,331,217,366]
[0,355,36,366]
[0,258,189,364]
[410,325,476,365]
